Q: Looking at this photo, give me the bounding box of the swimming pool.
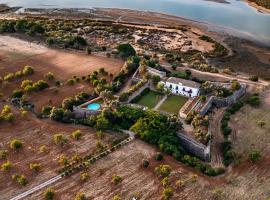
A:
[87,103,101,110]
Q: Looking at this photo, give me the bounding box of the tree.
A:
[95,115,110,131]
[50,107,64,121]
[112,195,121,200]
[29,163,41,172]
[10,139,23,150]
[45,72,55,80]
[58,155,68,166]
[142,159,150,168]
[162,187,173,200]
[12,174,28,186]
[200,95,206,102]
[112,174,123,185]
[155,165,172,177]
[152,75,161,86]
[247,94,261,106]
[22,66,34,76]
[71,130,82,140]
[249,150,261,163]
[117,43,136,59]
[53,134,68,146]
[74,192,87,200]
[1,161,12,171]
[257,120,266,127]
[155,153,163,161]
[80,172,90,182]
[44,188,55,200]
[62,97,76,111]
[249,75,259,82]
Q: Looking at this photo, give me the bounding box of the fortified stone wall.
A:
[176,132,210,161]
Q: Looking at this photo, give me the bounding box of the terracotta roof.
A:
[166,77,200,88]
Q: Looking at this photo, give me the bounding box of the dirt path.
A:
[209,108,226,168]
[161,62,270,88]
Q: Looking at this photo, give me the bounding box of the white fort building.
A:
[163,77,200,98]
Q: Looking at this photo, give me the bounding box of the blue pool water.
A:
[87,103,100,110]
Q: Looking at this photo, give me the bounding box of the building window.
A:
[170,84,172,89]
[182,87,185,91]
[176,86,178,90]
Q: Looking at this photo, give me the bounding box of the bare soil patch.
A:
[0,103,124,200]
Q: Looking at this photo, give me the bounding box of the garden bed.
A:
[159,95,188,115]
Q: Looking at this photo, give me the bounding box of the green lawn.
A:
[132,90,163,109]
[159,95,188,115]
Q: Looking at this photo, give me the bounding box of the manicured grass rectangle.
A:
[132,90,163,109]
[159,95,188,115]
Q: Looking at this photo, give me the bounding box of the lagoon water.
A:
[1,0,270,41]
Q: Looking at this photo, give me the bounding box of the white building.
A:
[163,77,200,98]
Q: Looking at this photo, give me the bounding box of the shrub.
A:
[142,159,150,168]
[119,92,129,102]
[249,150,261,163]
[29,163,41,172]
[66,78,76,85]
[161,177,169,187]
[53,134,68,146]
[247,94,260,106]
[162,187,173,200]
[231,80,241,91]
[12,174,28,186]
[22,66,34,76]
[74,192,87,200]
[58,155,68,166]
[11,89,24,98]
[155,153,163,161]
[39,145,47,153]
[10,139,23,150]
[42,105,53,116]
[0,150,8,159]
[45,72,55,80]
[71,130,82,140]
[49,107,64,121]
[257,120,266,127]
[112,174,123,184]
[32,80,49,91]
[86,47,92,55]
[44,188,55,200]
[249,75,258,82]
[155,165,172,177]
[1,161,12,171]
[4,73,14,82]
[112,195,121,200]
[80,172,90,182]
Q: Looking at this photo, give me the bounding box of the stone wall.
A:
[73,107,101,118]
[199,84,246,115]
[127,82,150,103]
[176,132,210,161]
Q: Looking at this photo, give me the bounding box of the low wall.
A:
[127,82,150,103]
[176,132,210,162]
[147,66,167,78]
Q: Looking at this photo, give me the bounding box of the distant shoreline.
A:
[245,0,270,14]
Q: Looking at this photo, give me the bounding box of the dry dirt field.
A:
[0,35,124,111]
[0,103,126,200]
[27,140,224,200]
[0,35,124,80]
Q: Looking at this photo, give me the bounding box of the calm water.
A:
[1,0,270,41]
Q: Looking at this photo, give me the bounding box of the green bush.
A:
[249,149,261,163]
[12,174,28,186]
[1,161,12,171]
[71,130,82,140]
[162,187,173,200]
[53,134,68,146]
[44,188,55,200]
[155,153,163,161]
[22,66,34,76]
[10,139,23,150]
[74,192,87,200]
[29,163,41,172]
[0,150,8,159]
[112,174,123,184]
[249,75,259,82]
[155,164,172,177]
